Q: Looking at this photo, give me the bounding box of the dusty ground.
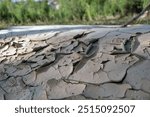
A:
[0,25,150,100]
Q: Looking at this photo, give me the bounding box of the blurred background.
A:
[0,0,150,29]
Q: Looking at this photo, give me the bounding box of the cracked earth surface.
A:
[0,25,150,100]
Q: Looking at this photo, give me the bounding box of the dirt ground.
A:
[0,25,150,100]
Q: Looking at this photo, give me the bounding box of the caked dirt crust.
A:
[0,25,150,100]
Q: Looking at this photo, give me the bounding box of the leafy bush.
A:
[0,0,149,25]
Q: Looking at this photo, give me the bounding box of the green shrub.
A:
[0,0,149,25]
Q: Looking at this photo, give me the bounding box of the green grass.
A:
[0,0,149,28]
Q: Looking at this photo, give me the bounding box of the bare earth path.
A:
[0,25,150,100]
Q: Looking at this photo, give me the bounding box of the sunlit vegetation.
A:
[0,0,149,28]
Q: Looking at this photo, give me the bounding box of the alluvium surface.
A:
[0,25,150,100]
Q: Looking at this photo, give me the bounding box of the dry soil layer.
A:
[0,25,150,100]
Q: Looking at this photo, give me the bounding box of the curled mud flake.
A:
[69,60,103,84]
[102,54,139,82]
[17,48,27,55]
[125,90,150,100]
[83,43,99,58]
[83,83,131,99]
[4,64,17,76]
[22,71,37,86]
[0,65,8,81]
[0,57,6,63]
[5,88,33,100]
[30,32,61,41]
[2,46,16,56]
[46,80,85,99]
[73,31,93,39]
[9,55,18,62]
[12,64,32,77]
[58,64,73,77]
[1,77,25,93]
[32,55,45,62]
[0,87,5,100]
[6,77,16,87]
[0,72,8,81]
[35,66,62,86]
[46,53,56,61]
[60,41,78,53]
[32,86,47,100]
[57,55,72,66]
[11,41,23,48]
[133,33,150,59]
[93,70,110,84]
[123,60,150,90]
[33,44,48,52]
[0,45,9,53]
[30,63,39,69]
[103,60,128,82]
[18,52,36,62]
[140,79,150,94]
[37,59,50,66]
[124,36,139,53]
[0,39,5,46]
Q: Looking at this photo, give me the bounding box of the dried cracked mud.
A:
[0,25,150,100]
